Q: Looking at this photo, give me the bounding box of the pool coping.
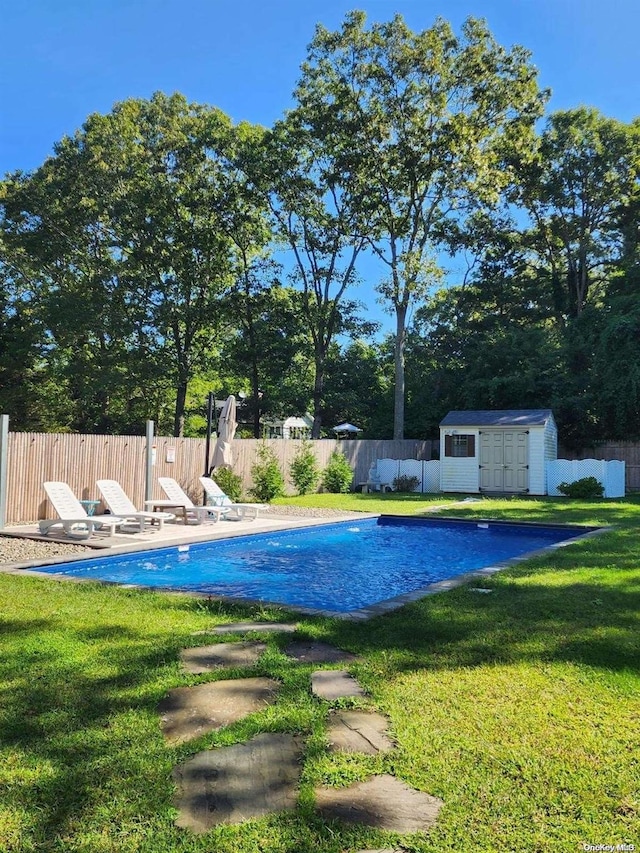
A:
[1,514,611,621]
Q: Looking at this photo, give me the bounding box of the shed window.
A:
[444,434,475,458]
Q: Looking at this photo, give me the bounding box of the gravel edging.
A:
[0,537,93,565]
[266,506,360,518]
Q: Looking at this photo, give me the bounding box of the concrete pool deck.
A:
[0,511,608,621]
[0,508,370,553]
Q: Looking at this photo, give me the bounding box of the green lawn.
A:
[1,496,638,852]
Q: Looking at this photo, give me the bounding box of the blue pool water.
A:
[36,517,582,613]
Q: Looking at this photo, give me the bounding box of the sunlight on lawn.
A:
[0,495,638,852]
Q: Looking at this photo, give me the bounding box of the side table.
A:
[79,499,101,516]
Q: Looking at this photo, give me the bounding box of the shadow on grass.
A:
[0,585,253,848]
[1,497,638,850]
[327,534,640,676]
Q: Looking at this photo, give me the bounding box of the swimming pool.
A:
[35,516,592,615]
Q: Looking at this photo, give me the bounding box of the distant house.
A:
[262,414,313,440]
[439,410,557,495]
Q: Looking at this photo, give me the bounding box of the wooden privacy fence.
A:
[5,431,638,526]
[3,432,435,525]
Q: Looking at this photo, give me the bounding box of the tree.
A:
[245,89,369,438]
[515,107,640,320]
[0,141,148,432]
[293,11,547,437]
[322,340,393,436]
[0,94,265,435]
[222,279,312,435]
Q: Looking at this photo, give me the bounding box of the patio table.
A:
[144,499,188,523]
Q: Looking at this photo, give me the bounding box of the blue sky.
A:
[1,0,639,331]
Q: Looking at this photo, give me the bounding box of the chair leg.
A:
[62,521,92,540]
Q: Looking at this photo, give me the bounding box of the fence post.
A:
[145,420,154,503]
[0,415,9,530]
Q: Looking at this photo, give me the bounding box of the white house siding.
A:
[439,430,480,493]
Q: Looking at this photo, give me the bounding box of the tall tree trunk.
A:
[393,303,407,440]
[174,375,188,437]
[311,349,324,439]
[250,363,261,438]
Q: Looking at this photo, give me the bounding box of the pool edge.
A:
[1,517,611,622]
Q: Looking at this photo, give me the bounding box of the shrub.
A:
[250,443,285,502]
[289,440,320,495]
[557,476,604,499]
[393,474,420,493]
[321,450,353,493]
[211,468,243,503]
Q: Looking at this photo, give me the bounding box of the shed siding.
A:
[543,416,558,494]
[439,412,558,495]
[544,417,558,461]
[527,429,546,495]
[439,429,480,493]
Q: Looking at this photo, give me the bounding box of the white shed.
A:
[439,410,557,495]
[262,413,313,439]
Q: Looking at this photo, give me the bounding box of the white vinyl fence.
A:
[372,459,441,493]
[546,459,626,498]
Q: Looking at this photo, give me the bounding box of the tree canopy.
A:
[1,14,639,446]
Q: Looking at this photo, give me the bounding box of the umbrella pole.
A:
[204,392,215,476]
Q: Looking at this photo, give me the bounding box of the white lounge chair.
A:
[199,476,267,521]
[40,481,124,540]
[96,480,176,532]
[155,478,230,525]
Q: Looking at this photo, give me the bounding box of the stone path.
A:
[201,620,298,635]
[326,710,394,755]
[180,642,266,672]
[160,623,444,840]
[314,774,444,833]
[173,732,302,832]
[284,639,357,664]
[311,669,366,700]
[159,677,279,745]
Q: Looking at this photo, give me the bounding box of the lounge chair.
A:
[96,480,176,532]
[40,481,124,540]
[199,476,267,521]
[155,477,230,525]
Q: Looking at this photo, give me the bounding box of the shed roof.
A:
[440,409,554,427]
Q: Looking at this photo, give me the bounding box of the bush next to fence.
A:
[557,477,605,499]
[250,443,285,502]
[546,459,626,498]
[393,474,421,493]
[289,440,321,496]
[211,468,243,503]
[321,451,354,493]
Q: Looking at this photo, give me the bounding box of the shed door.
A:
[479,431,529,492]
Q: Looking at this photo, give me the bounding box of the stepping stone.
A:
[158,677,279,745]
[315,774,443,833]
[284,640,357,664]
[311,670,366,701]
[173,732,302,832]
[197,621,298,635]
[327,710,394,755]
[180,642,267,673]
